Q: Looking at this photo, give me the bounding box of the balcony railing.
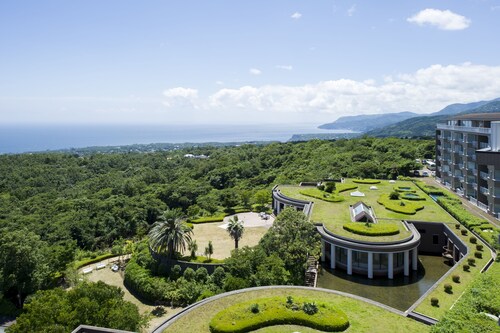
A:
[437,124,491,134]
[480,186,490,195]
[480,171,489,180]
[479,142,490,149]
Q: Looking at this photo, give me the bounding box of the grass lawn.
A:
[279,179,454,242]
[186,222,268,259]
[413,229,493,319]
[162,288,429,333]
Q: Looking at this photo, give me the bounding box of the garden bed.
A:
[343,222,400,237]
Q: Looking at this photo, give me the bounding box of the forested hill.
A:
[318,111,418,132]
[367,100,500,138]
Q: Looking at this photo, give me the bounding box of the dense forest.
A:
[0,137,434,313]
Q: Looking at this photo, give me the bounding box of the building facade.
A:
[436,113,500,218]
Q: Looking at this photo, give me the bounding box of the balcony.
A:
[479,142,490,149]
[480,186,490,195]
[437,123,491,134]
[480,171,490,180]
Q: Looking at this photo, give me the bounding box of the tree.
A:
[253,189,269,209]
[188,239,198,259]
[8,281,144,333]
[226,215,244,249]
[0,229,51,308]
[238,189,253,209]
[148,209,193,259]
[205,240,214,260]
[259,207,321,284]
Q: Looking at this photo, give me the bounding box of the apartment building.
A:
[436,113,500,218]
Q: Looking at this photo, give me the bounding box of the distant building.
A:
[436,113,500,218]
[184,153,209,159]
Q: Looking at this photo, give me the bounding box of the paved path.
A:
[421,177,500,228]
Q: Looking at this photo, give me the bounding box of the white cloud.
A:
[347,4,356,17]
[276,65,293,71]
[162,87,199,108]
[291,12,302,19]
[162,63,500,121]
[249,68,262,75]
[407,8,471,30]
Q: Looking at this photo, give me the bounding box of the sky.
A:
[1,0,500,125]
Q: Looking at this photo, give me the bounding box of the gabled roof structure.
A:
[351,201,375,223]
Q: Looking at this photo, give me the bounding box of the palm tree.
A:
[226,215,244,249]
[149,209,193,259]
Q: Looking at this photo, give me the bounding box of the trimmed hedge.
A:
[394,186,415,192]
[300,188,344,203]
[343,222,400,237]
[352,179,380,184]
[377,194,424,215]
[190,214,226,224]
[209,296,349,333]
[336,184,358,193]
[74,253,116,269]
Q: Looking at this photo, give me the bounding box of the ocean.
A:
[0,123,353,154]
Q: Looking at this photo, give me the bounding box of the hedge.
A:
[336,184,358,193]
[352,179,381,184]
[343,222,400,237]
[209,296,349,333]
[300,188,344,203]
[190,214,226,224]
[377,194,424,215]
[74,253,116,269]
[394,186,416,192]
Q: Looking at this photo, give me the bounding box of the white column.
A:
[388,253,394,279]
[330,244,336,269]
[321,239,325,262]
[412,248,418,271]
[347,249,353,275]
[368,252,373,279]
[404,250,409,276]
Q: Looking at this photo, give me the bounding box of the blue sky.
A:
[1,0,500,125]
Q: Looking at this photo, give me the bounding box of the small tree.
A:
[205,241,214,260]
[389,191,400,200]
[188,240,198,259]
[227,216,245,249]
[253,190,269,210]
[324,182,336,193]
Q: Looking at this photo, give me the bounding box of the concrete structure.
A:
[436,113,500,218]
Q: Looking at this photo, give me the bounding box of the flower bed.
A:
[209,296,349,333]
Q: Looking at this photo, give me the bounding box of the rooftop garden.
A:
[278,179,455,242]
[162,288,429,333]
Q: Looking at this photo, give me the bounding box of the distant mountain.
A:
[367,99,500,138]
[318,111,418,132]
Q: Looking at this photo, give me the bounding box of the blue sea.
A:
[0,123,353,154]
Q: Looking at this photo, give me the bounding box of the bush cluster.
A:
[431,297,439,307]
[452,275,460,283]
[343,222,400,237]
[209,296,350,333]
[377,194,424,215]
[444,284,453,294]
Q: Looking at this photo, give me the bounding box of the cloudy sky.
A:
[1,0,500,125]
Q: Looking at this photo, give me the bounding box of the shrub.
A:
[250,303,260,314]
[317,184,325,191]
[431,297,439,307]
[444,284,453,294]
[352,179,380,184]
[476,244,483,251]
[461,229,468,236]
[195,267,209,283]
[452,275,460,283]
[463,264,470,272]
[324,182,336,193]
[302,302,318,315]
[455,224,461,230]
[469,236,477,244]
[467,258,476,266]
[474,251,483,259]
[170,265,182,280]
[190,214,226,224]
[209,296,350,333]
[183,267,196,281]
[389,191,400,200]
[343,222,400,236]
[286,296,294,306]
[377,194,424,215]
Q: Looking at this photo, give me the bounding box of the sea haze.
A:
[0,124,354,154]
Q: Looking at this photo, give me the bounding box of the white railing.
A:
[480,171,489,180]
[480,186,490,195]
[437,124,491,134]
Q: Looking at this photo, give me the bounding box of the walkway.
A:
[421,177,500,228]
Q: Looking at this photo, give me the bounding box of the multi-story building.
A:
[436,113,500,218]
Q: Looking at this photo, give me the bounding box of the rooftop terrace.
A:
[277,179,456,242]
